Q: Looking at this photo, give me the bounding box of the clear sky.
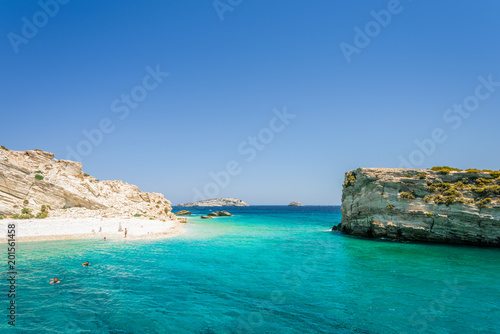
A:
[1,0,500,205]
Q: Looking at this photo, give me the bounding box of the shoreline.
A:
[0,217,184,243]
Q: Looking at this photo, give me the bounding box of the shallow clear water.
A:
[1,206,499,333]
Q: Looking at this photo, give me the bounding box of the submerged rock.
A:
[201,216,213,219]
[337,167,500,246]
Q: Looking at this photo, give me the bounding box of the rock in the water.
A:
[288,201,303,206]
[177,198,248,207]
[338,167,500,246]
[175,210,192,216]
[201,216,213,219]
[205,211,232,217]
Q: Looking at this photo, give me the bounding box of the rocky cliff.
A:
[0,147,175,220]
[336,167,500,246]
[177,198,249,207]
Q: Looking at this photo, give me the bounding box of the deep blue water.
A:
[1,206,499,333]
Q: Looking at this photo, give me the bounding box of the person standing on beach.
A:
[124,228,127,238]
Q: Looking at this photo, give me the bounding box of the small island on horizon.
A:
[177,198,250,207]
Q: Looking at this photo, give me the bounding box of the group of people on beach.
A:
[49,228,128,284]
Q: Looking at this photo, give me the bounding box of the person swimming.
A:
[81,261,90,266]
[49,277,61,285]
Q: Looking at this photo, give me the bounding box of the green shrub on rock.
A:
[475,178,492,187]
[400,192,415,200]
[477,198,492,208]
[14,208,34,219]
[423,195,433,203]
[36,212,48,219]
[471,185,500,197]
[430,166,462,174]
[344,172,356,187]
[434,195,446,205]
[35,205,50,219]
[429,182,452,192]
[466,168,481,173]
[490,171,500,178]
[443,189,462,198]
[456,197,473,204]
[445,196,456,206]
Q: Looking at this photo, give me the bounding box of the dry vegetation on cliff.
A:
[337,167,500,246]
[0,147,175,221]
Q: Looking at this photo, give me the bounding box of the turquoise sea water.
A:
[1,206,499,333]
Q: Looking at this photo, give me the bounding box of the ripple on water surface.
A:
[1,206,499,333]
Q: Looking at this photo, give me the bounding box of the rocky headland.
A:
[0,147,181,240]
[335,167,500,247]
[177,198,249,207]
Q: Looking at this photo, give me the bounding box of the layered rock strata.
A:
[0,148,175,220]
[336,168,500,246]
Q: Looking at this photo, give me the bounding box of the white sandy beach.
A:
[0,218,184,242]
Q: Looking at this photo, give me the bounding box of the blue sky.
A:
[1,0,500,205]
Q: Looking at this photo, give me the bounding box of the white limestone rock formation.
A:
[0,147,174,220]
[336,167,500,246]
